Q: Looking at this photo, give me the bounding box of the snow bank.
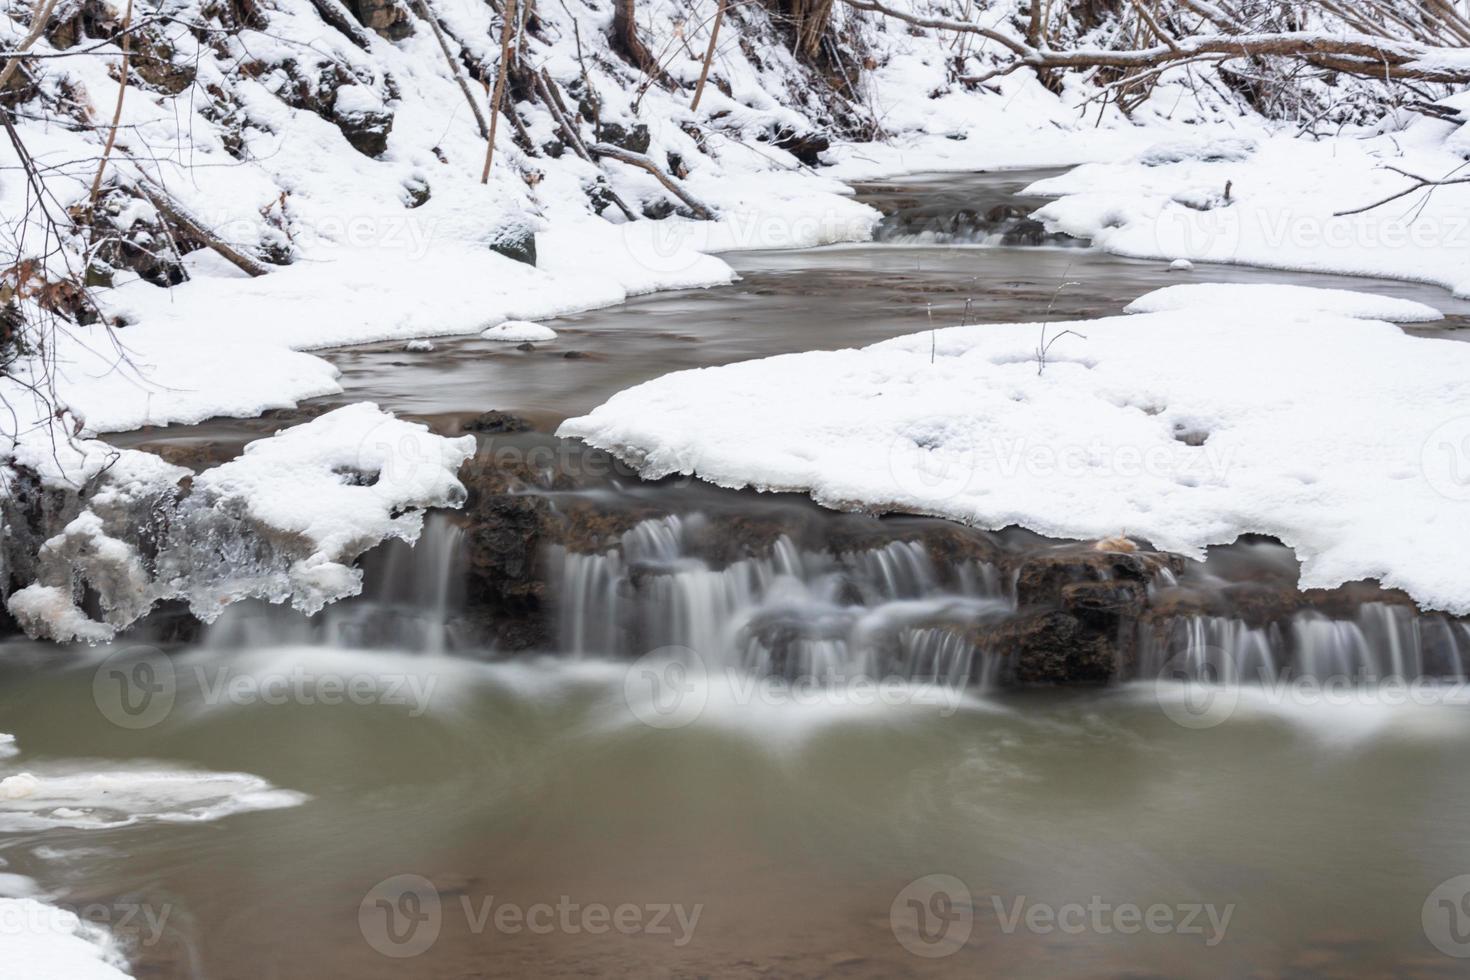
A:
[4,404,476,641]
[482,320,558,342]
[1126,283,1443,322]
[560,285,1470,615]
[0,898,133,980]
[1027,123,1470,297]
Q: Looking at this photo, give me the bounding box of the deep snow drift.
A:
[560,283,1470,614]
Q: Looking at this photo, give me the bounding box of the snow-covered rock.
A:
[560,285,1470,615]
[481,320,558,342]
[4,404,476,641]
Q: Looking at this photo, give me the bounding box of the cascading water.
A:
[549,514,1013,684]
[185,498,1470,696]
[201,513,466,652]
[1136,603,1470,683]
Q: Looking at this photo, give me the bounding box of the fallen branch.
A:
[845,0,1470,87]
[839,0,1030,58]
[412,0,490,139]
[1005,31,1470,84]
[589,142,716,220]
[137,180,270,277]
[533,72,637,220]
[308,0,375,50]
[1334,165,1470,217]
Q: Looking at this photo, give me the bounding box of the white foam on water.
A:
[0,765,307,833]
[1123,681,1470,747]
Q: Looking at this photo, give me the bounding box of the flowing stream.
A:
[8,170,1470,978]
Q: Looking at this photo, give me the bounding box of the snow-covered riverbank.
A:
[560,282,1470,615]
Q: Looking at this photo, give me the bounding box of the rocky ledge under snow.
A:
[559,284,1470,615]
[3,404,475,642]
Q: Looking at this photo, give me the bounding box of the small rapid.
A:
[550,514,1012,685]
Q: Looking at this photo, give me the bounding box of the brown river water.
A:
[7,171,1470,979]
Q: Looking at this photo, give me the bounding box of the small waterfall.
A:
[202,514,466,652]
[869,205,1084,248]
[1139,616,1280,683]
[1138,603,1467,683]
[551,515,1010,684]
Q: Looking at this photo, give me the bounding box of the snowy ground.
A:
[559,283,1470,616]
[1028,108,1470,296]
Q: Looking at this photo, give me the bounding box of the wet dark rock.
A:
[598,122,651,155]
[489,228,537,266]
[771,127,830,166]
[462,489,553,650]
[274,61,393,158]
[989,610,1115,685]
[45,0,118,49]
[344,0,415,39]
[403,178,430,208]
[585,179,618,215]
[641,199,676,220]
[999,218,1052,247]
[132,33,197,94]
[333,102,394,158]
[85,188,198,287]
[457,438,662,649]
[1014,546,1181,610]
[463,411,534,434]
